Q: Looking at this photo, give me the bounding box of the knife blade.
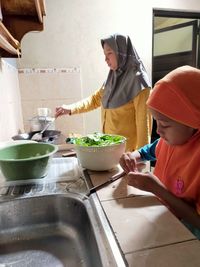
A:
[87,171,125,196]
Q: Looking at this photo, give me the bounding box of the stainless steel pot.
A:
[12,130,61,143]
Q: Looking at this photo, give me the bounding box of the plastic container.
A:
[74,134,126,171]
[0,143,58,180]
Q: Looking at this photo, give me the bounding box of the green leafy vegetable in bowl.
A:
[74,133,125,147]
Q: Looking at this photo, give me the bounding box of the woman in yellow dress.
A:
[55,34,152,151]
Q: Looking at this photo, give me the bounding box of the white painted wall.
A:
[17,0,200,135]
[0,59,24,141]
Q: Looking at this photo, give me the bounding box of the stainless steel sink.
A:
[0,192,126,267]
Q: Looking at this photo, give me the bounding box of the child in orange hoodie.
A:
[120,65,200,239]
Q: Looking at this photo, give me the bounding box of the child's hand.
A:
[126,171,163,193]
[119,152,138,173]
[119,151,144,173]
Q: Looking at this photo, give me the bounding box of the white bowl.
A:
[74,134,126,171]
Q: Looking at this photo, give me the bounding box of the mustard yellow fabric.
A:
[69,87,152,151]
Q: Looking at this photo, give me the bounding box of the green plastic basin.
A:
[0,143,58,181]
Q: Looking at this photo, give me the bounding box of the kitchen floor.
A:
[89,163,200,267]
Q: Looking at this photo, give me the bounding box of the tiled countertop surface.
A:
[89,165,200,267]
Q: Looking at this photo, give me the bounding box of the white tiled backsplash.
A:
[18,67,85,137]
[0,63,86,142]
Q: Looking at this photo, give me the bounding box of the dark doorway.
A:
[151,8,200,161]
[151,9,200,166]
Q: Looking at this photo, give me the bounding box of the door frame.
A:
[153,20,198,84]
[152,9,200,72]
[151,9,200,153]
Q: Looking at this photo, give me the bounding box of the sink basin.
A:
[0,193,125,267]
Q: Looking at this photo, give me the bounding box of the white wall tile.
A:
[18,68,85,136]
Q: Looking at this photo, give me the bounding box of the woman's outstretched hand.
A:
[55,106,71,118]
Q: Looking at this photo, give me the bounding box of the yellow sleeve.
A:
[134,88,152,148]
[68,88,103,115]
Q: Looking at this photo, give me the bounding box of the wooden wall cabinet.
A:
[0,0,46,57]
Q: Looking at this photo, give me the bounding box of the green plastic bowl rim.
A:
[0,143,58,162]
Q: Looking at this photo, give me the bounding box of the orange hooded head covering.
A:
[147,65,200,129]
[146,65,200,215]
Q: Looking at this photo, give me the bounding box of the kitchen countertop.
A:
[0,139,199,266]
[88,164,200,267]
